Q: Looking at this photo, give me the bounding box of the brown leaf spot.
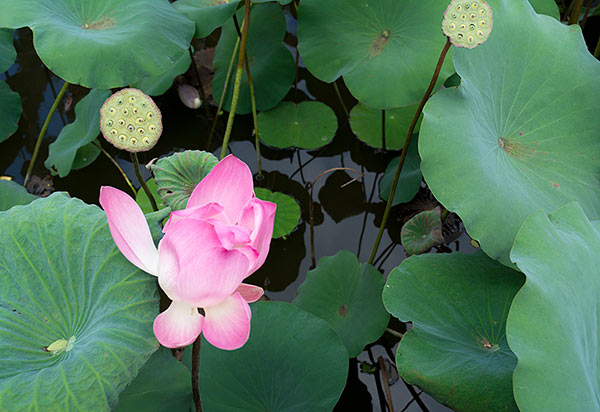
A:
[552,182,560,188]
[82,16,117,30]
[370,30,391,57]
[338,304,348,317]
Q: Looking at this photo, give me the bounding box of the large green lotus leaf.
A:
[151,150,218,211]
[0,180,38,211]
[134,52,192,96]
[254,188,300,239]
[349,103,420,150]
[173,0,240,39]
[0,0,195,89]
[0,29,16,73]
[383,252,524,412]
[200,301,348,411]
[0,193,159,412]
[71,140,101,171]
[419,0,600,265]
[257,101,338,149]
[297,0,454,108]
[528,0,560,19]
[0,81,21,143]
[507,202,600,412]
[212,3,295,114]
[44,89,111,177]
[114,348,192,412]
[293,250,389,357]
[379,138,422,206]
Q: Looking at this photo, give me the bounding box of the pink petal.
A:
[187,155,254,223]
[162,202,225,233]
[203,293,251,350]
[99,186,158,276]
[239,198,277,274]
[153,300,204,348]
[235,284,264,303]
[157,219,251,307]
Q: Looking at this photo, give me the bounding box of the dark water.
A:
[0,27,471,412]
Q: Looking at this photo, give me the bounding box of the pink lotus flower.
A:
[99,155,276,350]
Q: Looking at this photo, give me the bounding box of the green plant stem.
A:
[24,81,69,187]
[594,35,600,59]
[569,0,584,24]
[385,327,404,339]
[332,79,350,118]
[207,36,240,149]
[130,152,158,212]
[191,336,203,412]
[580,0,593,29]
[92,141,136,196]
[220,0,251,160]
[368,38,452,265]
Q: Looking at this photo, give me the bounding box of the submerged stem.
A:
[368,39,452,265]
[191,336,203,412]
[24,81,69,187]
[220,0,251,160]
[130,152,158,212]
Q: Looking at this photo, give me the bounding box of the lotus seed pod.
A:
[442,0,492,49]
[100,88,162,152]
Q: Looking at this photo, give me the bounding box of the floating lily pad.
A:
[136,179,166,214]
[349,103,420,150]
[114,348,192,412]
[401,207,444,255]
[134,52,192,96]
[419,0,600,265]
[45,89,110,177]
[0,0,195,89]
[507,202,600,412]
[297,0,454,108]
[200,301,348,411]
[293,250,389,357]
[151,150,218,210]
[212,3,295,114]
[0,180,37,211]
[0,29,16,72]
[0,81,21,143]
[383,252,524,412]
[0,193,159,411]
[258,101,337,149]
[254,188,300,239]
[379,138,422,206]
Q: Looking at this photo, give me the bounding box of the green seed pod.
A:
[100,88,162,152]
[442,0,492,49]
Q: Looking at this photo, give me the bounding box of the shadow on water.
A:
[1,26,472,412]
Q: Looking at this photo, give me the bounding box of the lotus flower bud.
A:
[100,88,162,152]
[177,84,202,109]
[442,0,493,49]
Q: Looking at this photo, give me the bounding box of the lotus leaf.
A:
[0,29,16,73]
[200,301,348,411]
[255,188,300,239]
[0,81,21,143]
[293,250,389,357]
[173,0,241,39]
[212,3,295,114]
[400,207,444,255]
[152,150,218,210]
[258,101,337,149]
[349,103,420,150]
[379,138,422,206]
[507,202,600,412]
[0,193,158,411]
[45,89,110,177]
[70,141,101,171]
[383,252,524,412]
[0,180,37,211]
[297,0,455,108]
[134,52,192,97]
[419,0,600,264]
[0,0,195,89]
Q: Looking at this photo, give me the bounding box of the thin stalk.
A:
[44,67,67,126]
[191,336,203,412]
[378,357,395,412]
[594,35,600,59]
[367,347,388,412]
[569,0,584,24]
[580,0,593,29]
[368,39,452,265]
[24,81,69,186]
[220,0,251,160]
[333,79,349,118]
[208,36,240,148]
[385,328,404,339]
[188,47,211,118]
[92,141,136,196]
[381,109,386,150]
[233,14,262,177]
[130,152,158,212]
